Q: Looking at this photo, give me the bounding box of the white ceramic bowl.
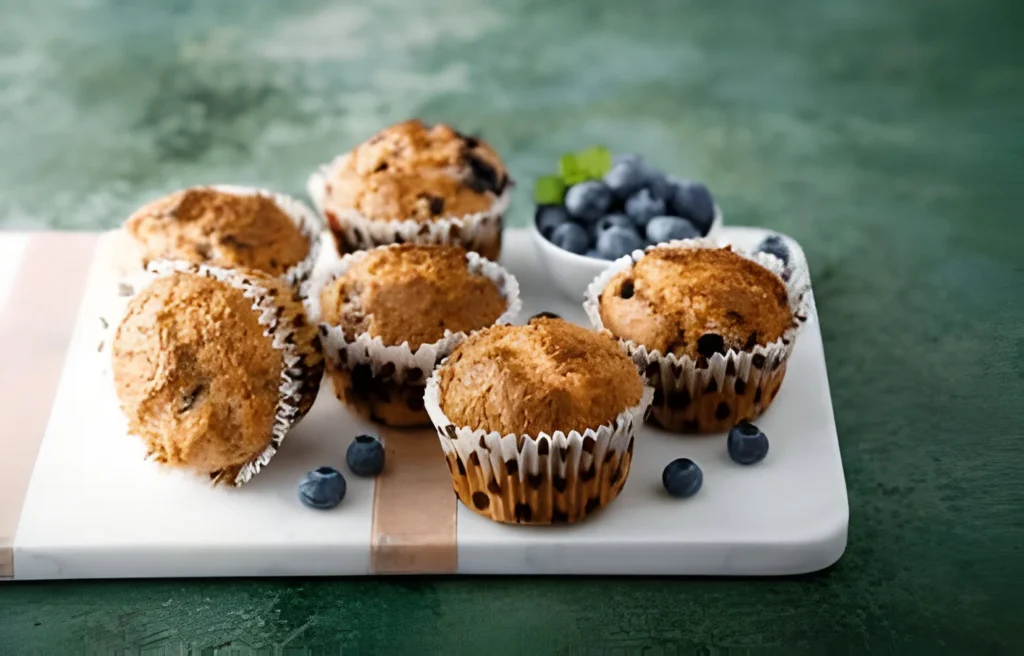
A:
[531,207,724,302]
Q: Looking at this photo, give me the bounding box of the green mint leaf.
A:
[558,152,588,185]
[534,175,567,205]
[577,146,612,179]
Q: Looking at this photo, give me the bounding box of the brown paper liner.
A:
[327,364,430,428]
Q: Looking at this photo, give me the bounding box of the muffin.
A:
[111,261,325,485]
[306,244,520,427]
[425,318,652,525]
[585,239,811,433]
[307,119,511,260]
[123,185,323,288]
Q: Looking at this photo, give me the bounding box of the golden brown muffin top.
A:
[325,119,510,222]
[111,270,314,479]
[124,187,310,277]
[318,244,507,350]
[438,318,644,436]
[599,246,793,359]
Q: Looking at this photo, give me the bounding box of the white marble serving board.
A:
[10,228,847,579]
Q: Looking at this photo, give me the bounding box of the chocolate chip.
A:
[469,452,480,466]
[744,331,758,350]
[652,388,665,406]
[527,473,543,489]
[378,362,396,379]
[725,359,736,376]
[427,195,445,216]
[406,367,422,382]
[375,162,388,172]
[514,503,533,522]
[752,354,767,369]
[551,509,569,523]
[682,420,700,432]
[456,457,466,475]
[585,497,601,514]
[620,281,635,299]
[735,378,747,394]
[581,464,596,482]
[716,402,731,420]
[582,436,596,453]
[645,362,660,378]
[487,479,502,494]
[505,459,519,475]
[705,378,718,393]
[537,437,550,456]
[530,311,561,321]
[553,476,568,492]
[754,388,762,403]
[697,333,725,358]
[465,153,501,194]
[668,388,691,409]
[445,425,458,441]
[472,491,490,510]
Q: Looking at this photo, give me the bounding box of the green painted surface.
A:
[2,0,1023,652]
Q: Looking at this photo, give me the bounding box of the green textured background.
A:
[2,0,1023,652]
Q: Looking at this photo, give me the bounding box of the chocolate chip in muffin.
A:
[620,280,635,299]
[464,152,501,194]
[427,195,445,216]
[697,333,726,358]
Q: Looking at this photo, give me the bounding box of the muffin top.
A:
[438,318,644,436]
[318,244,507,350]
[124,187,310,277]
[325,119,510,222]
[598,246,792,360]
[111,269,317,479]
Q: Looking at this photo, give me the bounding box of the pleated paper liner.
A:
[304,245,522,427]
[307,153,510,261]
[584,237,812,433]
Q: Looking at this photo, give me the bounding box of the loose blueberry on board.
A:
[625,188,666,228]
[535,205,569,239]
[564,181,613,222]
[646,216,700,244]
[668,180,716,235]
[757,234,790,266]
[347,434,386,477]
[595,213,635,235]
[727,421,770,465]
[662,458,703,498]
[298,467,347,510]
[550,222,591,254]
[604,158,648,199]
[597,225,645,260]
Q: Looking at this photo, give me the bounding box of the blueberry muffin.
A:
[111,263,324,485]
[123,186,322,288]
[307,244,520,427]
[585,240,809,433]
[425,318,651,525]
[309,119,511,260]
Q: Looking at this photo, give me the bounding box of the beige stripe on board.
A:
[0,233,98,577]
[371,428,458,574]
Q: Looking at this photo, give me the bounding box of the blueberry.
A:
[603,159,648,200]
[668,180,716,234]
[298,466,347,510]
[535,205,569,239]
[585,248,602,259]
[645,216,700,244]
[564,181,613,222]
[641,166,672,201]
[624,188,666,228]
[727,421,769,465]
[347,434,386,476]
[594,213,634,234]
[550,222,591,255]
[662,458,703,498]
[757,234,790,265]
[596,225,645,260]
[613,153,642,166]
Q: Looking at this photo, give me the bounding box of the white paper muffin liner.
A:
[583,237,812,432]
[424,372,654,524]
[306,154,509,256]
[304,244,521,385]
[118,184,324,293]
[122,260,323,486]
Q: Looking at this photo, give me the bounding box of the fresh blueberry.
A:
[662,458,703,498]
[550,222,591,255]
[604,159,648,200]
[596,225,645,260]
[595,213,634,234]
[668,180,716,234]
[645,216,700,244]
[757,234,790,266]
[564,181,613,222]
[624,188,666,228]
[298,466,347,510]
[535,205,569,239]
[641,166,672,201]
[347,434,386,477]
[613,152,642,166]
[727,421,770,465]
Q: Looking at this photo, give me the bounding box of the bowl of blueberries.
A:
[531,147,722,300]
